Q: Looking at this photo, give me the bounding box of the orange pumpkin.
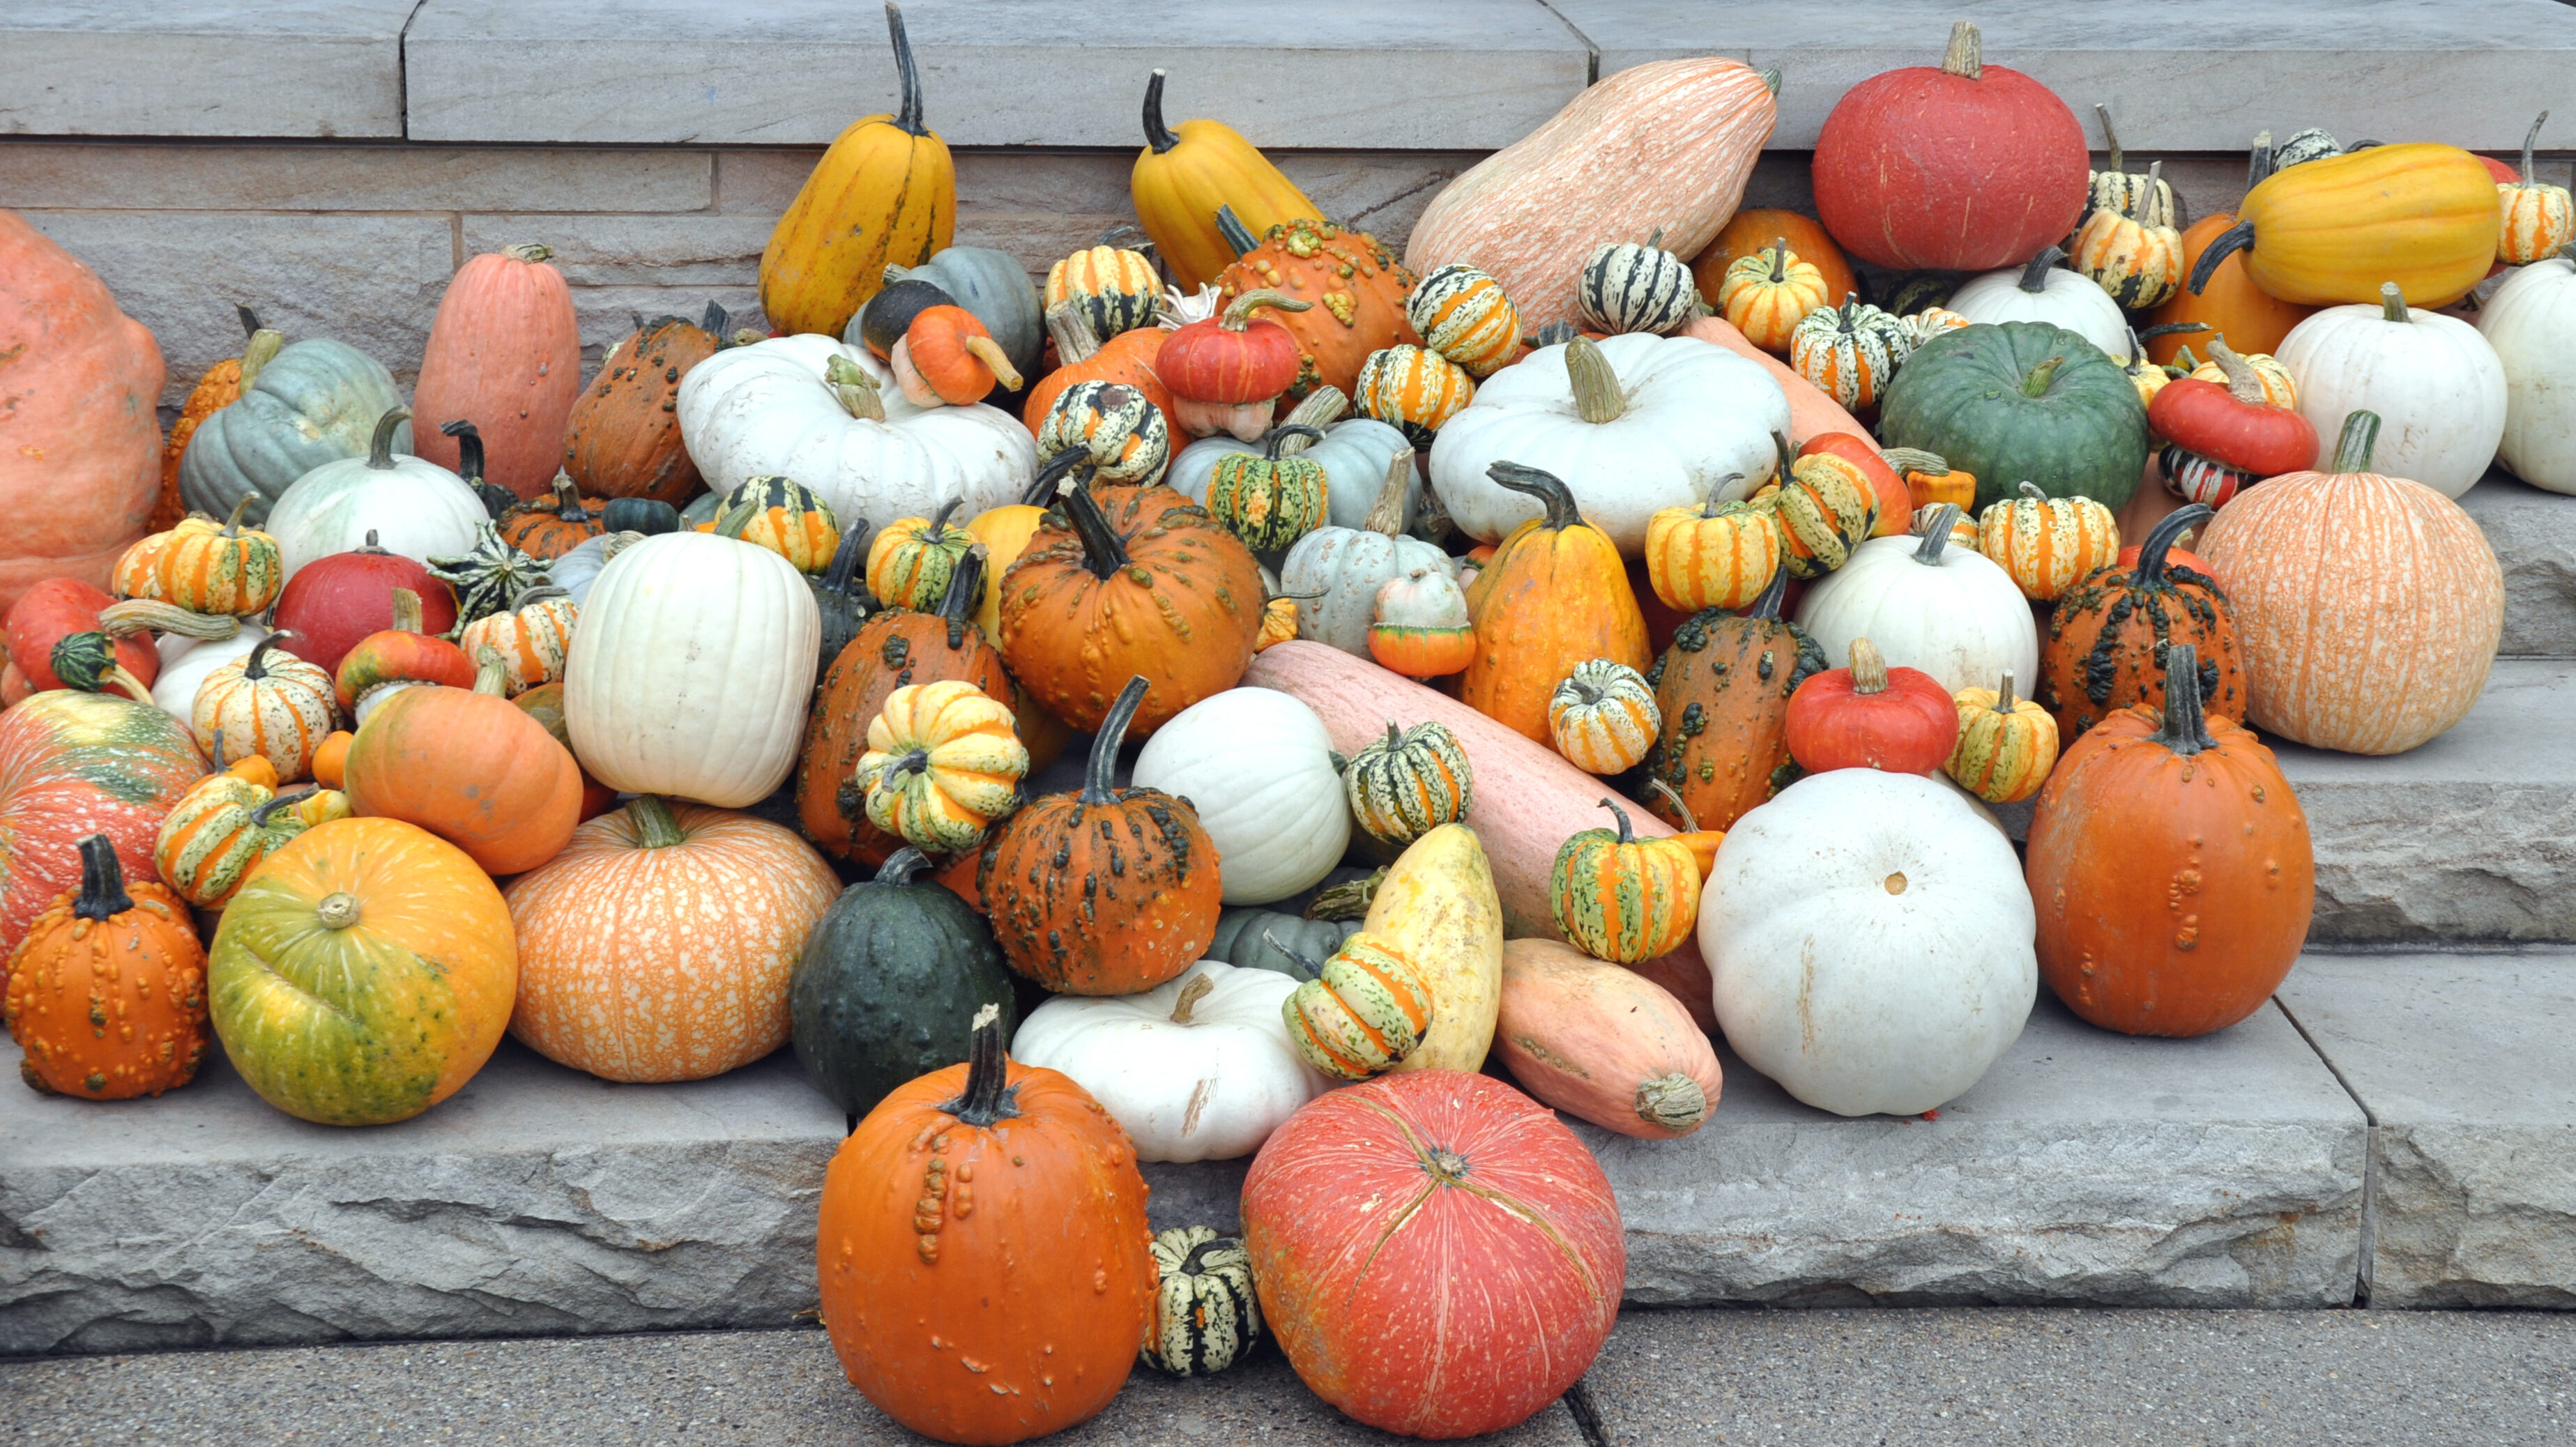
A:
[409,243,584,500]
[1460,464,1650,743]
[562,309,722,504]
[818,1006,1155,1444]
[1693,208,1862,314]
[892,303,1023,406]
[496,474,607,560]
[0,209,165,615]
[4,834,208,1098]
[341,650,583,875]
[1213,218,1421,404]
[1023,305,1175,443]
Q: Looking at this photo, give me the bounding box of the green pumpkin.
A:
[1877,321,2150,513]
[1205,424,1329,553]
[789,848,1017,1117]
[178,338,411,525]
[1202,908,1361,981]
[878,247,1045,381]
[600,497,680,536]
[1141,1227,1262,1377]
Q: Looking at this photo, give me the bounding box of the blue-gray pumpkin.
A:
[178,339,411,524]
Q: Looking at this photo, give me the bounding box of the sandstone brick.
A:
[1,1,409,139]
[0,141,711,213]
[462,214,774,289]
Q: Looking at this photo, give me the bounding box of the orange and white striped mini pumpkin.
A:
[1790,298,1911,411]
[458,585,579,695]
[1353,344,1475,449]
[2497,112,2575,265]
[1976,482,2121,602]
[1717,238,1829,354]
[1405,263,1523,378]
[1643,489,1780,612]
[1546,659,1661,774]
[114,496,284,617]
[190,634,339,782]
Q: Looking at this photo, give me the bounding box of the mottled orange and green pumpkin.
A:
[1640,574,1827,835]
[6,834,209,1098]
[1549,797,1700,963]
[2038,503,2246,744]
[0,689,211,963]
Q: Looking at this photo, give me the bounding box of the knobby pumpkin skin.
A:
[1214,219,1421,404]
[563,309,724,504]
[1641,571,1828,834]
[503,797,841,1083]
[0,689,211,961]
[1240,1069,1626,1439]
[210,818,518,1126]
[2026,645,2314,1037]
[2040,503,2246,744]
[5,834,209,1099]
[818,1009,1156,1446]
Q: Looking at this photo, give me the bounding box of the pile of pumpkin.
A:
[0,6,2545,1441]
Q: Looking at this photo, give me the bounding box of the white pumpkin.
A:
[563,531,818,808]
[1702,768,2036,1117]
[151,624,268,725]
[1170,418,1418,533]
[1278,455,1458,657]
[1132,687,1351,905]
[1794,520,2038,697]
[676,334,1037,538]
[2478,256,2576,494]
[262,407,486,582]
[1943,249,2129,359]
[1429,333,1789,555]
[2278,283,2506,499]
[1011,960,1327,1163]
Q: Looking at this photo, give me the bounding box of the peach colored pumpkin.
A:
[1495,938,1721,1138]
[408,244,583,500]
[0,210,165,615]
[502,796,841,1082]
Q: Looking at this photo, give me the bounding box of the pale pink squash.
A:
[1680,316,1878,452]
[409,244,583,500]
[1495,938,1722,1138]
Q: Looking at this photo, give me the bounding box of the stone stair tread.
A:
[2456,470,2576,661]
[2,1,413,139]
[2269,659,2576,786]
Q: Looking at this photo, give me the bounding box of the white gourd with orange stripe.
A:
[457,586,577,694]
[189,634,337,781]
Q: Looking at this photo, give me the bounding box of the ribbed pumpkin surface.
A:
[0,691,208,960]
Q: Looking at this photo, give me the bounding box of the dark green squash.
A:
[1202,909,1361,981]
[1640,570,1829,835]
[600,496,680,536]
[1877,320,2151,512]
[426,521,551,627]
[806,523,878,675]
[790,847,1018,1118]
[850,277,959,360]
[441,420,521,520]
[1879,270,1958,317]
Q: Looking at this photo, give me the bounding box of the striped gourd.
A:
[715,475,841,573]
[854,678,1029,853]
[1718,239,1830,354]
[2497,112,2575,264]
[864,498,974,611]
[1141,1227,1261,1378]
[1944,668,2059,804]
[2070,162,2185,309]
[190,635,339,782]
[2186,351,2298,409]
[1044,245,1161,342]
[1207,425,1329,552]
[1912,503,1981,556]
[2080,106,2179,231]
[427,523,554,627]
[152,770,321,907]
[1643,492,1780,613]
[1977,481,2121,602]
[1577,237,1703,336]
[1764,438,1880,580]
[1547,659,1661,774]
[457,586,579,694]
[1035,378,1171,489]
[1405,263,1522,377]
[1280,931,1436,1079]
[113,496,284,617]
[1342,719,1472,845]
[1906,306,1972,350]
[1352,344,1474,449]
[1548,797,1700,963]
[1790,298,1911,410]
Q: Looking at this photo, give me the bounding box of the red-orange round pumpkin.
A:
[409,243,583,500]
[1241,1069,1626,1439]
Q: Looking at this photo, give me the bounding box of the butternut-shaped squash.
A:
[1359,823,1504,1075]
[1130,70,1325,293]
[2187,144,2499,308]
[1495,938,1721,1138]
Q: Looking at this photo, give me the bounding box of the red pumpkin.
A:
[1155,289,1312,439]
[1811,22,2088,271]
[1241,1070,1625,1439]
[0,209,165,616]
[6,577,158,694]
[2145,340,2319,510]
[1785,636,1958,775]
[0,689,211,960]
[408,243,584,500]
[270,531,461,675]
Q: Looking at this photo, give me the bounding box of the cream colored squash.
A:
[1794,518,2038,696]
[2275,284,2506,500]
[1132,687,1352,905]
[1944,250,2130,359]
[263,408,486,582]
[1701,768,2036,1117]
[1362,822,1504,1075]
[2476,255,2576,494]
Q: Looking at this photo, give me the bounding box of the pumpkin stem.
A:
[1168,973,1214,1025]
[2379,281,2410,326]
[2128,160,2163,224]
[883,1,928,137]
[874,847,936,887]
[1042,303,1102,366]
[941,1002,1022,1127]
[1081,675,1152,804]
[314,891,362,931]
[2094,103,2125,175]
[937,545,986,648]
[825,354,888,422]
[2020,355,2066,399]
[2248,130,2275,186]
[1257,929,1327,979]
[2331,410,2382,473]
[2015,245,2065,295]
[97,599,240,642]
[961,334,1025,392]
[1362,454,1412,536]
[1141,69,1180,153]
[1766,238,1790,285]
[1696,473,1746,519]
[1880,448,1948,477]
[1279,385,1350,445]
[1596,797,1637,845]
[1486,462,1584,532]
[2522,111,2549,185]
[548,472,593,526]
[49,633,150,701]
[365,406,410,470]
[1637,1073,1709,1133]
[2154,643,2217,756]
[238,326,284,391]
[1847,636,1889,695]
[2206,336,2269,404]
[1214,205,1259,260]
[388,587,425,635]
[441,418,485,486]
[1026,445,1092,505]
[499,243,553,265]
[1260,423,1325,461]
[1993,668,2019,714]
[2186,219,2258,296]
[211,491,255,539]
[819,522,871,600]
[1742,565,1789,620]
[1645,776,1702,834]
[1562,335,1626,424]
[2131,503,2213,586]
[1758,66,1782,95]
[70,834,132,923]
[626,795,689,849]
[1912,503,1963,565]
[1222,289,1314,330]
[241,631,291,682]
[236,303,264,339]
[1941,20,1981,79]
[471,646,510,696]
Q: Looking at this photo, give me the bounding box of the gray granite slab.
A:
[404,0,1590,148]
[2277,952,2576,1309]
[0,1,414,139]
[2457,470,2576,659]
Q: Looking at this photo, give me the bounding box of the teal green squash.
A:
[1877,321,2151,512]
[600,497,679,536]
[680,490,725,530]
[878,247,1046,382]
[788,847,1018,1117]
[1202,908,1361,981]
[178,339,412,525]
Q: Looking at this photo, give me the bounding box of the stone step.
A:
[2458,471,2576,660]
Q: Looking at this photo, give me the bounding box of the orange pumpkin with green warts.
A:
[818,1004,1156,1444]
[496,473,607,560]
[562,308,723,505]
[1641,570,1828,834]
[1460,462,1649,743]
[6,834,209,1098]
[2039,503,2245,745]
[1214,217,1422,404]
[342,649,582,875]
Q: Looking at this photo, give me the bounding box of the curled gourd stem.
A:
[1847,636,1889,695]
[1025,445,1090,505]
[1081,675,1152,804]
[938,1002,1023,1128]
[1646,776,1702,834]
[1486,462,1584,532]
[2207,337,2268,404]
[1942,20,1982,79]
[2154,643,2216,756]
[1912,503,1963,565]
[1222,289,1313,330]
[365,406,410,470]
[1260,423,1325,461]
[2379,281,2411,326]
[1168,974,1214,1025]
[1880,447,1947,477]
[1771,429,1796,488]
[250,787,317,831]
[876,846,934,887]
[884,2,928,137]
[961,334,1023,392]
[97,599,239,641]
[1696,473,1746,519]
[1258,929,1325,980]
[825,354,887,422]
[2131,503,2213,587]
[1595,797,1638,845]
[1141,69,1179,153]
[1563,336,1626,424]
[441,419,485,486]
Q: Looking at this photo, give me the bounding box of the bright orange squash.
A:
[342,650,581,874]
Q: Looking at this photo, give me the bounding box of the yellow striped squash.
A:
[854,679,1029,854]
[1547,797,1700,964]
[1643,492,1779,611]
[1352,344,1474,449]
[151,772,314,908]
[114,496,284,617]
[1718,239,1829,354]
[1944,668,2059,804]
[190,635,338,782]
[1280,931,1436,1080]
[713,476,840,573]
[1976,481,2120,602]
[1044,245,1163,342]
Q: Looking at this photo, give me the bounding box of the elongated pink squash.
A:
[1497,939,1722,1138]
[1405,61,1778,331]
[409,244,583,500]
[1244,640,1715,1029]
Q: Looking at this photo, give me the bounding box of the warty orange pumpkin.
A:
[5,834,209,1099]
[562,307,727,505]
[1214,218,1420,404]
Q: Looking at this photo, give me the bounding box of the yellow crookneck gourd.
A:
[1130,68,1327,292]
[758,3,956,339]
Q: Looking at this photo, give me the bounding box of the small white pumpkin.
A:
[152,623,268,726]
[1943,247,2129,360]
[1429,333,1790,556]
[1794,508,2038,697]
[2477,255,2576,494]
[676,334,1037,539]
[1010,960,1328,1163]
[563,531,818,808]
[1170,415,1418,533]
[1132,687,1351,905]
[1279,452,1458,657]
[2278,282,2508,499]
[262,405,487,582]
[1702,768,2036,1117]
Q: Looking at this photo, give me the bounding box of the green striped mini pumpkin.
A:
[1405,263,1522,377]
[1279,931,1436,1079]
[1141,1227,1262,1377]
[1206,424,1329,552]
[1576,237,1702,336]
[714,475,841,572]
[1548,797,1701,964]
[427,523,554,627]
[1342,719,1472,845]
